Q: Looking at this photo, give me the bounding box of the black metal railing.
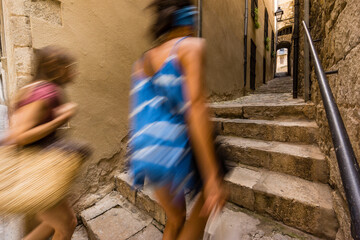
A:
[303,21,360,240]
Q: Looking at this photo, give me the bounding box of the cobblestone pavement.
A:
[212,77,298,106]
[254,76,293,94]
[212,92,305,106]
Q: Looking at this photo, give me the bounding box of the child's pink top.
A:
[16,82,61,123]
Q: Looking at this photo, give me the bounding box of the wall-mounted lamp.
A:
[275,7,284,22]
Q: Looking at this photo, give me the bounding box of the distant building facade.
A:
[203,0,276,100]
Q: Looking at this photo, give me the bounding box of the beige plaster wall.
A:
[1,0,152,211]
[248,0,275,91]
[31,0,152,210]
[203,0,275,101]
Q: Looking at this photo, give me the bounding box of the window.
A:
[278,26,293,36]
[264,9,269,42]
[251,0,258,19]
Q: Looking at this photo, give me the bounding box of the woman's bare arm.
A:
[180,39,218,182]
[5,101,76,146]
[179,38,226,214]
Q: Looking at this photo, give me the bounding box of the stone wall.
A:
[277,0,294,30]
[308,0,360,239]
[1,0,152,213]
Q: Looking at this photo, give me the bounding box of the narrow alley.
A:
[0,0,359,239]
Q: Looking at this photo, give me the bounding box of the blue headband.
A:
[173,6,198,27]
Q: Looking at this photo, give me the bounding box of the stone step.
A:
[225,166,338,239]
[115,173,167,225]
[217,136,329,183]
[80,192,162,240]
[115,173,324,240]
[213,118,319,144]
[209,92,315,120]
[72,225,89,240]
[210,102,315,120]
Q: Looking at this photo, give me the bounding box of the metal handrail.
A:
[302,21,360,240]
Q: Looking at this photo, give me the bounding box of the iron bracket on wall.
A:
[325,70,339,75]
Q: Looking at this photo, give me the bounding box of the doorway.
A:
[250,39,257,90]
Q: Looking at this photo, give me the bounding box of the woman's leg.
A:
[155,186,186,240]
[177,192,209,240]
[23,222,54,240]
[155,188,211,240]
[24,199,77,240]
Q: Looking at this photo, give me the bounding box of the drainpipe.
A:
[274,24,278,78]
[304,0,310,101]
[293,0,300,98]
[197,0,203,37]
[244,0,248,86]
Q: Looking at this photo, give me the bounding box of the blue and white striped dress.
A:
[129,37,200,194]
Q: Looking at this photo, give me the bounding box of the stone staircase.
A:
[75,77,339,240]
[209,78,338,239]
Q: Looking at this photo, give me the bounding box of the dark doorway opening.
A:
[263,57,266,84]
[250,40,257,90]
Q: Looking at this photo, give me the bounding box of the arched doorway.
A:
[276,41,292,76]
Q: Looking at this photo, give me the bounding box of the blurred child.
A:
[3,46,84,240]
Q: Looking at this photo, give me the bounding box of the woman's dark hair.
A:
[148,0,193,40]
[33,45,76,83]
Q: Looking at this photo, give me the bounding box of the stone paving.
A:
[254,76,293,94]
[0,77,329,239]
[74,191,322,240]
[78,192,162,240]
[212,77,295,106]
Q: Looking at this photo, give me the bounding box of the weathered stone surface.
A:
[81,192,157,240]
[115,172,136,204]
[80,192,122,222]
[225,167,261,211]
[214,118,319,144]
[207,204,321,240]
[332,191,352,240]
[16,75,31,89]
[127,224,162,240]
[136,188,167,226]
[10,16,32,47]
[86,207,151,240]
[210,92,315,120]
[217,136,328,183]
[115,170,327,239]
[254,77,293,95]
[115,173,166,225]
[14,47,33,74]
[8,0,30,16]
[225,166,338,239]
[30,0,62,25]
[72,225,89,240]
[306,0,360,236]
